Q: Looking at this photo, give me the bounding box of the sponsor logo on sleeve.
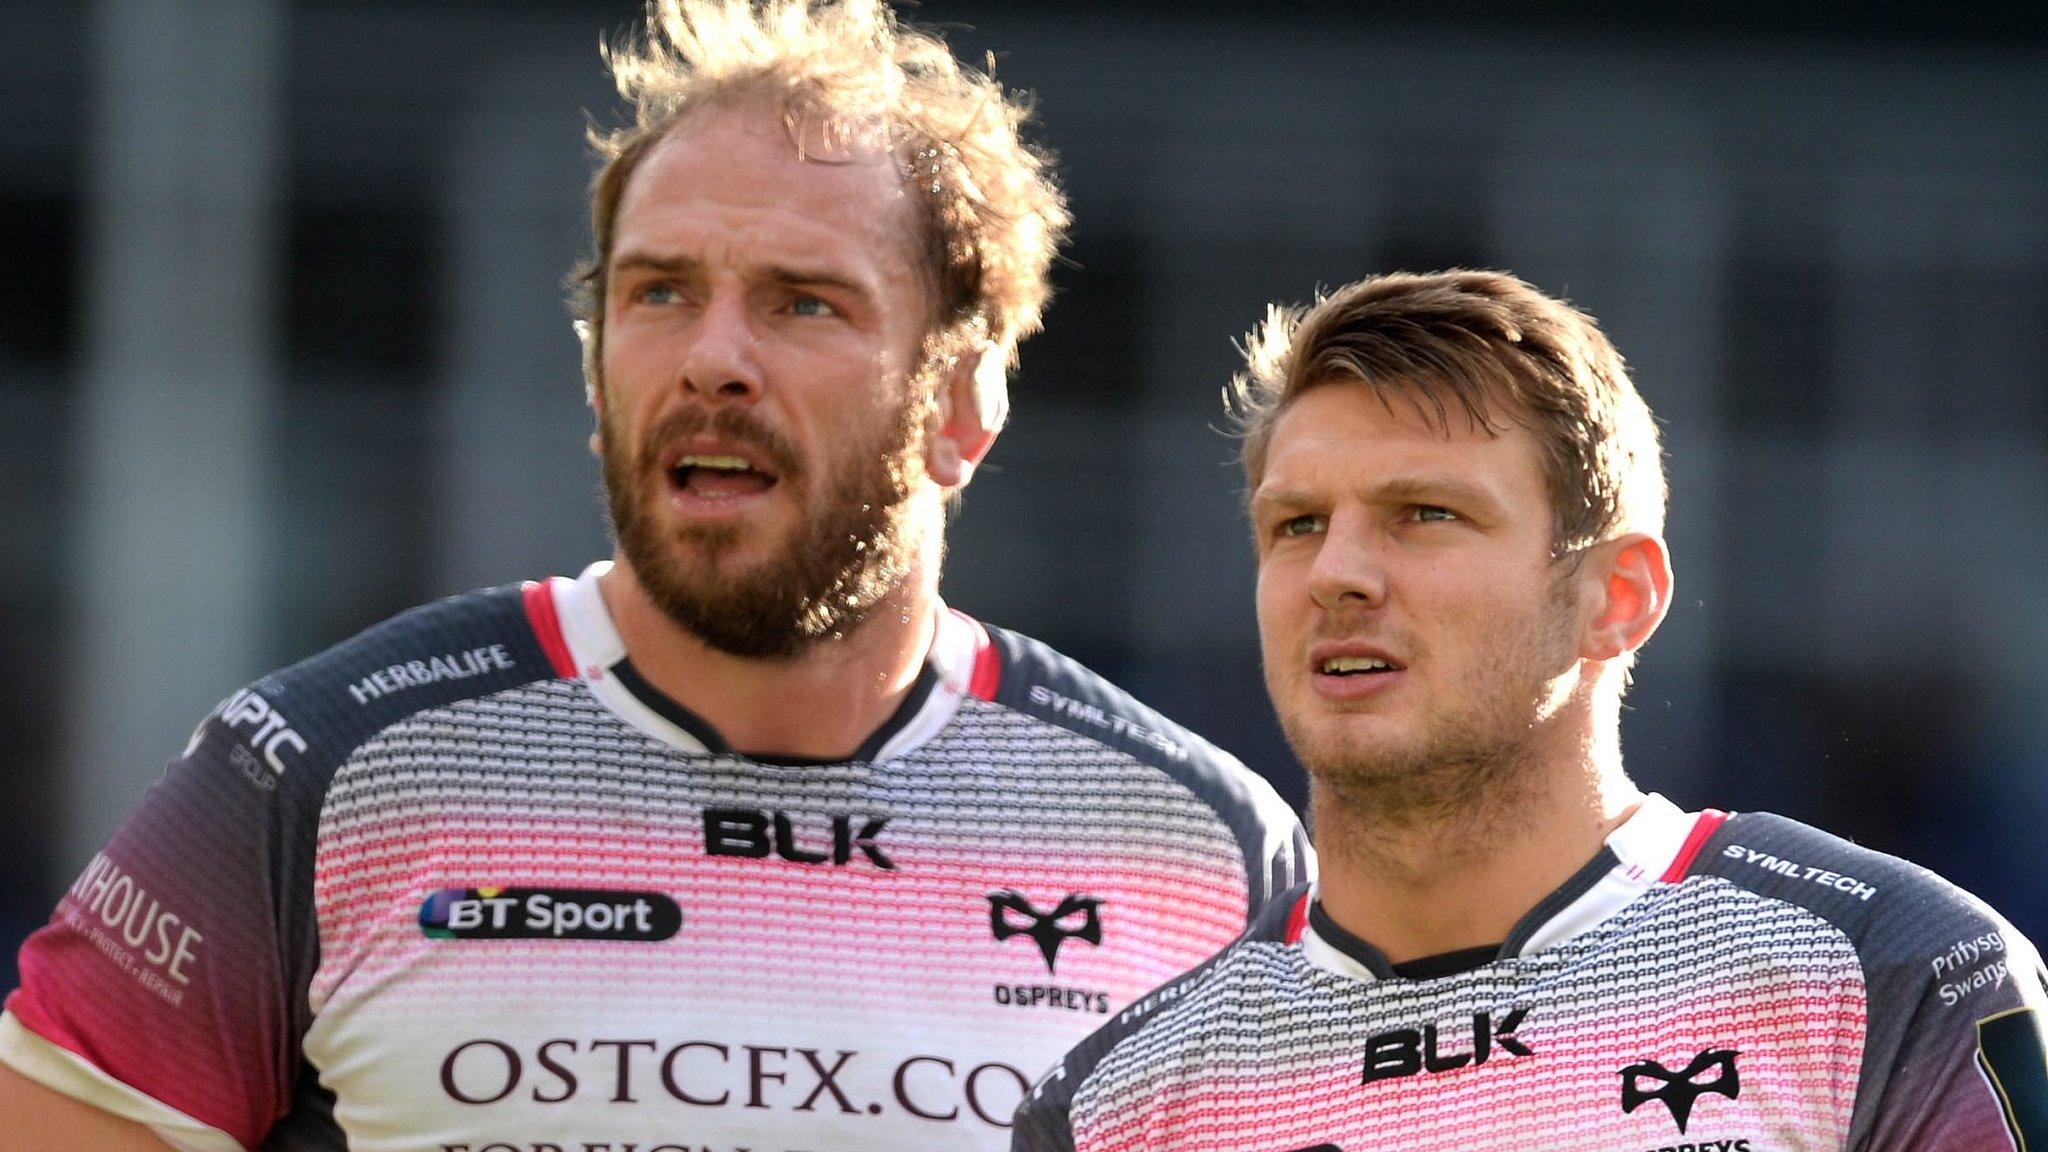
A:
[1718,844,1876,901]
[1619,1049,1741,1134]
[1932,930,2010,1007]
[215,687,307,775]
[226,743,275,791]
[1025,684,1188,761]
[58,853,205,1007]
[419,887,682,942]
[348,644,517,706]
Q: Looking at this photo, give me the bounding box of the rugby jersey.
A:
[1,561,1310,1152]
[1014,794,2048,1152]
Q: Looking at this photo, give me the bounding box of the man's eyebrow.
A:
[762,264,871,297]
[1250,487,1317,512]
[1252,476,1503,511]
[607,252,871,297]
[1373,476,1501,509]
[609,251,696,276]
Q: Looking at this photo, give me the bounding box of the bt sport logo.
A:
[420,887,682,942]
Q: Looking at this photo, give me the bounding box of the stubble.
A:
[1281,567,1584,847]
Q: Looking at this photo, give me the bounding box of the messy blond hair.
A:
[1232,270,1666,555]
[571,0,1070,422]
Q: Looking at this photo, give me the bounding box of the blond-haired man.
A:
[0,4,1307,1149]
[1014,270,2047,1151]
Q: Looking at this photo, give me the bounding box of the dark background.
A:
[5,0,2048,995]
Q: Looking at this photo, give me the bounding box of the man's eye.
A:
[1279,514,1325,538]
[633,283,680,305]
[789,295,837,317]
[1413,506,1459,523]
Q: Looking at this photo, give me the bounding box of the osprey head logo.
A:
[988,890,1103,973]
[1620,1048,1740,1133]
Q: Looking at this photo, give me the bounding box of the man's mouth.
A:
[1315,654,1404,677]
[669,453,778,499]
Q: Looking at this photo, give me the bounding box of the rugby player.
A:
[1013,270,2048,1151]
[0,3,1308,1149]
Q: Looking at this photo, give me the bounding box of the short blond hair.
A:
[1232,270,1666,554]
[571,0,1070,419]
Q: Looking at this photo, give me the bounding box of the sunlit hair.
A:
[1230,269,1666,556]
[570,0,1071,424]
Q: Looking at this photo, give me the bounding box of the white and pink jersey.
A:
[1015,795,2048,1152]
[1,562,1310,1152]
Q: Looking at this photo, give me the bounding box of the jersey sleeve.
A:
[2,583,555,1151]
[1698,811,2048,1152]
[1,694,322,1151]
[1856,912,2048,1151]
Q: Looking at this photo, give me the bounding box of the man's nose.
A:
[1304,519,1389,611]
[678,293,764,401]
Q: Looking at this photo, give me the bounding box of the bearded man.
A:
[1014,270,2048,1152]
[0,4,1307,1150]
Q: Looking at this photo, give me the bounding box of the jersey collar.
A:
[532,560,978,762]
[1301,793,1713,983]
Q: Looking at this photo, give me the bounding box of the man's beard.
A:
[1279,572,1582,831]
[600,392,930,660]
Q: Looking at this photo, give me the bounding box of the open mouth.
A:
[669,454,778,499]
[1317,655,1402,677]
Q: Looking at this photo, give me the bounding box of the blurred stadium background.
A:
[4,0,2047,993]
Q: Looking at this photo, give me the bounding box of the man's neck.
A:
[597,557,938,762]
[1311,723,1642,967]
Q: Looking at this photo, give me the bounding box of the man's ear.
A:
[1579,532,1673,662]
[924,342,1004,489]
[577,319,604,457]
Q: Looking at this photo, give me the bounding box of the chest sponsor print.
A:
[420,887,683,942]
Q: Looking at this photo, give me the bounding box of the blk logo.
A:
[988,891,1103,973]
[1360,1008,1532,1083]
[703,808,894,870]
[1620,1049,1741,1133]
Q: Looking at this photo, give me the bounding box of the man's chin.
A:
[643,514,801,578]
[1285,715,1442,788]
[1283,712,1404,766]
[1301,750,1423,795]
[658,539,772,579]
[641,556,791,615]
[639,578,819,660]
